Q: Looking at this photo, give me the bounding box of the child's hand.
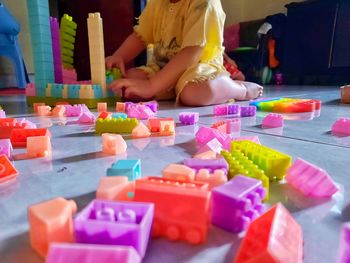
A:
[108,78,156,100]
[105,55,126,76]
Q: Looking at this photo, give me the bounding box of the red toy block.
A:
[10,128,51,147]
[33,103,45,113]
[234,203,303,263]
[98,111,112,120]
[147,118,174,133]
[0,154,19,184]
[0,120,27,139]
[134,177,211,244]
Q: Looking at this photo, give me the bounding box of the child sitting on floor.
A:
[106,0,263,106]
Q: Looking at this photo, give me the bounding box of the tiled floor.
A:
[0,85,349,263]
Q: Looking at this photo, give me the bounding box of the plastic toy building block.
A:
[214,105,228,116]
[233,136,261,144]
[147,118,174,132]
[51,105,65,117]
[337,223,350,263]
[332,118,350,136]
[60,14,77,69]
[64,104,84,117]
[228,104,240,115]
[112,113,127,119]
[96,176,134,201]
[0,154,19,184]
[28,197,77,257]
[102,133,127,155]
[341,85,350,104]
[162,164,195,182]
[143,101,158,113]
[116,102,126,112]
[195,169,227,189]
[97,102,107,112]
[286,158,338,197]
[50,17,63,83]
[26,83,36,96]
[231,140,292,181]
[159,119,175,136]
[240,105,256,117]
[0,139,12,158]
[62,68,77,83]
[134,177,211,244]
[33,102,45,113]
[0,109,6,118]
[211,119,241,134]
[127,104,155,120]
[262,113,284,128]
[46,243,141,263]
[10,128,50,147]
[221,150,269,200]
[107,160,141,181]
[37,105,51,116]
[234,203,303,263]
[179,112,199,125]
[132,122,151,138]
[78,111,96,124]
[95,118,138,134]
[195,126,231,149]
[196,138,223,155]
[0,119,27,139]
[74,199,154,258]
[212,175,265,233]
[184,158,228,174]
[87,13,106,96]
[27,136,51,158]
[98,111,112,120]
[194,150,217,160]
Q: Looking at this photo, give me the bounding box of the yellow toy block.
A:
[95,118,138,134]
[46,84,52,97]
[79,85,94,99]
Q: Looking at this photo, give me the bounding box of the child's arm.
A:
[105,32,146,75]
[109,45,203,98]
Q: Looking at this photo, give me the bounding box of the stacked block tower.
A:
[27,0,55,97]
[60,14,77,70]
[49,17,63,83]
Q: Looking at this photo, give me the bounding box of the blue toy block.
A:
[107,160,141,181]
[93,85,103,98]
[67,85,80,98]
[112,113,127,119]
[51,84,64,97]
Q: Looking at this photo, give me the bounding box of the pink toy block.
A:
[23,119,37,129]
[62,68,77,83]
[212,119,241,134]
[37,106,52,116]
[116,102,126,113]
[195,169,227,189]
[132,122,151,138]
[214,105,228,116]
[127,105,155,120]
[179,112,199,125]
[286,157,338,197]
[27,136,52,158]
[46,243,141,263]
[332,118,350,136]
[26,83,36,96]
[0,110,6,118]
[233,136,261,144]
[28,197,77,257]
[212,175,265,233]
[33,103,45,113]
[195,126,231,149]
[196,138,223,154]
[96,176,134,201]
[51,105,66,117]
[102,133,127,155]
[0,139,12,158]
[337,223,350,263]
[162,164,195,182]
[65,105,84,117]
[97,102,107,113]
[78,111,96,124]
[262,113,284,128]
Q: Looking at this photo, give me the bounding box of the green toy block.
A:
[95,118,138,134]
[230,140,292,181]
[221,150,269,200]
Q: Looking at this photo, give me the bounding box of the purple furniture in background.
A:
[74,200,154,258]
[46,243,141,263]
[211,175,266,233]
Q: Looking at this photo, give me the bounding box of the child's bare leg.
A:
[180,75,263,106]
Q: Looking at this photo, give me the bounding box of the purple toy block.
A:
[332,118,350,136]
[337,223,350,263]
[74,199,154,258]
[50,17,63,83]
[213,105,228,116]
[127,105,155,120]
[184,157,228,174]
[179,112,199,125]
[262,113,284,128]
[240,106,257,117]
[286,158,338,198]
[46,243,141,263]
[0,139,13,158]
[227,104,240,115]
[78,111,96,124]
[0,110,6,118]
[64,104,87,117]
[211,175,266,233]
[144,101,158,113]
[227,118,241,133]
[195,126,231,149]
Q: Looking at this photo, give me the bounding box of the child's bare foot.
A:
[236,81,263,100]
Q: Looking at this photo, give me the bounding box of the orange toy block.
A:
[147,118,174,133]
[195,169,227,189]
[27,136,52,158]
[102,133,127,155]
[234,203,303,263]
[162,164,195,182]
[33,103,45,113]
[10,128,51,147]
[159,120,175,136]
[193,150,217,159]
[0,120,27,139]
[0,154,19,184]
[37,105,52,116]
[97,102,107,112]
[98,111,112,120]
[96,176,135,201]
[55,102,70,106]
[134,177,211,244]
[51,105,66,117]
[116,102,126,112]
[28,197,78,258]
[341,85,350,104]
[132,122,151,138]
